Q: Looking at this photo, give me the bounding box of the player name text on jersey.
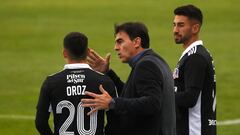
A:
[66,85,86,96]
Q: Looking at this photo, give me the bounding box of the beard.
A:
[174,34,183,44]
[174,38,182,44]
[174,33,191,45]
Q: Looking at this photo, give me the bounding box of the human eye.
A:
[173,23,176,27]
[179,22,185,27]
[116,39,123,44]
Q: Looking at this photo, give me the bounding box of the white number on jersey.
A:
[56,100,98,135]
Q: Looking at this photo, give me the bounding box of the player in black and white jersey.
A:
[35,32,117,135]
[172,5,216,135]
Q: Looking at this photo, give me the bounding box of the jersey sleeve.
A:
[175,54,207,107]
[35,77,53,135]
[102,77,117,98]
[106,69,124,95]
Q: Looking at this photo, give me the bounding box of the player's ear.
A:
[63,48,68,58]
[192,23,200,34]
[87,48,90,55]
[133,37,141,48]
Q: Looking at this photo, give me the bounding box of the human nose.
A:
[114,43,120,51]
[173,26,179,34]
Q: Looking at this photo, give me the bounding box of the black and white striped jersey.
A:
[173,40,216,135]
[35,64,117,135]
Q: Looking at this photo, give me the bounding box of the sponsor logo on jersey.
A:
[208,119,217,126]
[66,74,85,84]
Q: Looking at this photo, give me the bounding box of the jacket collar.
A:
[129,48,153,68]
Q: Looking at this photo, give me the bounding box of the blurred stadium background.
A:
[0,0,239,134]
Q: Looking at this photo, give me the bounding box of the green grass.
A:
[0,0,240,134]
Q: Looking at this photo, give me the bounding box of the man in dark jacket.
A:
[82,22,176,135]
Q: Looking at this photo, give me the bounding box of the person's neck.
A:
[183,36,199,49]
[133,47,145,57]
[67,59,86,64]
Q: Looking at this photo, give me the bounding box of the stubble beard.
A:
[174,36,183,44]
[174,34,190,45]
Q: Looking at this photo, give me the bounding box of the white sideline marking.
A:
[0,114,34,120]
[0,114,240,126]
[218,119,240,126]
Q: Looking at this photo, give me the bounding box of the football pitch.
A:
[0,0,239,134]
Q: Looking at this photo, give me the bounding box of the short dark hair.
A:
[114,22,150,48]
[63,32,88,60]
[174,4,203,25]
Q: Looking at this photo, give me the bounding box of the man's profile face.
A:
[114,31,137,63]
[173,15,193,45]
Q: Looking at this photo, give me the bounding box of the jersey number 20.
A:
[56,100,98,135]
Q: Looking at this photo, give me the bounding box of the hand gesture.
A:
[87,48,111,73]
[81,85,112,115]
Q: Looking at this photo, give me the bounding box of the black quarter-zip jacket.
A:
[106,49,176,135]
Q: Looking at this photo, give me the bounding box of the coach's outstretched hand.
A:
[87,48,111,73]
[81,85,112,115]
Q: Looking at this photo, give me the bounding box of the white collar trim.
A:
[179,40,203,60]
[64,63,92,70]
